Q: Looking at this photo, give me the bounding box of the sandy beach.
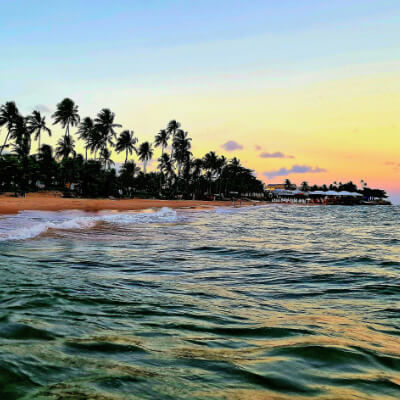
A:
[0,192,257,215]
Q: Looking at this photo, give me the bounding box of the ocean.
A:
[0,205,399,399]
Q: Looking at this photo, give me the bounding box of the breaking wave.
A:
[0,207,179,241]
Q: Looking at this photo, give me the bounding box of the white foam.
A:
[100,207,178,225]
[0,215,98,241]
[0,207,179,242]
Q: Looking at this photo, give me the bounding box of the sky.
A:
[0,0,399,202]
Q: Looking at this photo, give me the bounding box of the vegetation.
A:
[282,179,387,199]
[0,99,264,199]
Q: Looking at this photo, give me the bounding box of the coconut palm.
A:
[191,158,203,180]
[216,155,227,194]
[154,129,169,156]
[116,130,138,164]
[94,108,122,151]
[158,152,176,190]
[172,130,192,176]
[137,141,153,173]
[11,115,32,158]
[77,117,95,160]
[216,155,227,177]
[86,127,103,160]
[119,161,140,197]
[203,151,218,175]
[300,181,309,192]
[166,120,181,138]
[56,134,76,160]
[0,101,20,155]
[230,157,241,169]
[120,160,140,178]
[52,98,80,139]
[284,179,293,190]
[158,152,172,174]
[27,110,52,154]
[203,151,219,194]
[100,147,114,170]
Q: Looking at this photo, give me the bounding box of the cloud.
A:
[259,151,294,159]
[263,164,327,179]
[33,104,51,113]
[221,140,243,151]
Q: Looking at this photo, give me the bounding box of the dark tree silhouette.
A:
[52,98,80,138]
[116,130,138,164]
[27,110,52,154]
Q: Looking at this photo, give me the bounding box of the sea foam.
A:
[0,207,179,241]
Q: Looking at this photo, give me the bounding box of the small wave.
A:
[0,216,98,242]
[100,207,178,225]
[0,322,57,341]
[0,207,179,242]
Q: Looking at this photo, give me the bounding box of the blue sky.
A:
[1,0,398,94]
[1,1,399,202]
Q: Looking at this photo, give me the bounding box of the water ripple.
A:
[0,205,399,399]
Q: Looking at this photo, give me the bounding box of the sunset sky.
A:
[0,1,399,201]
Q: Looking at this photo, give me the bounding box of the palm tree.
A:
[137,141,153,173]
[167,120,181,159]
[230,157,241,169]
[52,98,80,139]
[77,117,95,160]
[203,151,219,194]
[173,130,192,176]
[203,151,218,174]
[0,101,20,155]
[166,120,181,138]
[87,127,103,160]
[116,130,138,164]
[284,179,293,190]
[56,135,76,160]
[94,108,122,151]
[191,158,203,179]
[300,181,309,192]
[216,155,227,194]
[158,152,172,175]
[11,115,32,158]
[120,160,140,178]
[120,161,140,197]
[100,148,114,170]
[27,110,52,154]
[154,129,169,156]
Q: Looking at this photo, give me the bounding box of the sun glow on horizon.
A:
[0,1,399,199]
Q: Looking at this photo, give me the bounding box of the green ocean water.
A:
[0,205,399,399]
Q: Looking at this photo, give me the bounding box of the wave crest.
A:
[0,207,179,242]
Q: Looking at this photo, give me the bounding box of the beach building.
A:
[266,184,285,191]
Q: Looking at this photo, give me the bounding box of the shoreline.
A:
[0,192,263,215]
[1,193,391,216]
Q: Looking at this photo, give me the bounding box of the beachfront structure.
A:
[267,189,383,205]
[266,184,286,191]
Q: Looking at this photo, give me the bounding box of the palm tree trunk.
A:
[38,134,41,154]
[125,150,128,164]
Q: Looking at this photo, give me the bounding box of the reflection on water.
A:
[0,205,399,399]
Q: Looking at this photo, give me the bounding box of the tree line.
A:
[283,179,387,199]
[0,98,264,198]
